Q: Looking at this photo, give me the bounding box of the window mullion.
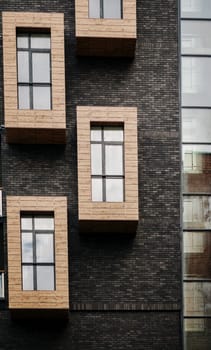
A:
[100,0,104,18]
[29,35,33,109]
[102,127,106,201]
[32,216,37,291]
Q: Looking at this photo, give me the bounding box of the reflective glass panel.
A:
[32,53,50,83]
[92,178,103,201]
[103,0,122,19]
[104,126,123,142]
[22,232,33,263]
[184,232,211,279]
[36,266,54,290]
[182,57,211,107]
[106,178,123,202]
[183,196,211,229]
[91,127,102,141]
[22,266,34,290]
[185,319,211,350]
[34,216,54,230]
[105,145,123,175]
[89,0,100,18]
[182,109,211,143]
[183,145,211,193]
[21,217,33,230]
[36,234,54,263]
[33,86,51,109]
[18,86,30,109]
[31,35,50,49]
[18,52,29,83]
[91,144,102,175]
[17,35,28,49]
[181,21,211,55]
[184,282,211,316]
[0,273,4,298]
[181,0,211,18]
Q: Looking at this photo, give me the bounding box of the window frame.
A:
[89,0,123,19]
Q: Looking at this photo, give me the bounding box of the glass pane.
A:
[18,52,29,82]
[22,232,33,263]
[182,57,211,107]
[34,216,54,230]
[185,319,211,350]
[21,217,32,230]
[0,273,4,298]
[33,86,51,109]
[91,127,102,141]
[184,232,211,279]
[181,0,211,19]
[92,178,103,201]
[22,265,34,290]
[91,144,102,175]
[105,145,123,175]
[18,86,30,109]
[104,126,123,141]
[183,145,211,193]
[89,0,100,18]
[36,234,54,263]
[32,53,50,83]
[181,21,211,55]
[182,109,211,143]
[183,196,211,229]
[106,178,123,202]
[17,35,28,49]
[36,266,54,290]
[31,35,50,49]
[104,0,121,18]
[184,282,211,316]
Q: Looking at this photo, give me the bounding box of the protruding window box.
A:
[75,0,137,57]
[6,196,69,316]
[77,106,139,233]
[2,12,66,144]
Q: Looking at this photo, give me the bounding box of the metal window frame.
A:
[91,125,125,202]
[21,214,55,291]
[17,32,52,110]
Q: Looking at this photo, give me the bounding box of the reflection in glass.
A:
[18,52,29,82]
[22,266,34,290]
[34,216,54,230]
[91,127,102,141]
[106,178,123,202]
[92,178,103,201]
[17,35,28,49]
[182,109,211,143]
[89,0,100,18]
[103,0,122,18]
[0,273,4,298]
[32,53,50,83]
[181,21,211,55]
[182,57,211,107]
[36,234,54,263]
[184,282,211,316]
[183,196,211,229]
[36,266,54,290]
[33,86,51,109]
[181,0,211,19]
[183,145,211,193]
[31,35,50,49]
[21,217,33,230]
[22,232,33,263]
[184,232,211,279]
[91,144,102,175]
[185,319,211,350]
[18,86,30,109]
[104,127,124,141]
[105,145,123,175]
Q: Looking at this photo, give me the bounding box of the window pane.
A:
[36,234,54,263]
[181,21,211,55]
[182,57,211,107]
[91,127,102,141]
[105,145,123,175]
[36,266,54,290]
[185,319,211,350]
[89,0,100,18]
[34,216,54,230]
[106,178,123,202]
[22,266,34,290]
[18,52,29,82]
[184,232,211,279]
[91,144,102,175]
[183,145,211,193]
[17,35,28,49]
[184,282,211,316]
[18,86,30,109]
[33,86,51,109]
[181,0,211,18]
[0,273,4,298]
[31,35,50,49]
[104,126,123,141]
[92,178,103,201]
[103,0,121,18]
[182,109,211,143]
[21,217,32,230]
[183,196,211,229]
[32,53,50,83]
[22,232,33,263]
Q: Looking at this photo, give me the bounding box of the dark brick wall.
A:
[0,0,181,348]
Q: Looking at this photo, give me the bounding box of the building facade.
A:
[0,0,182,349]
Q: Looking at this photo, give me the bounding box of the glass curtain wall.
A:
[181,0,211,348]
